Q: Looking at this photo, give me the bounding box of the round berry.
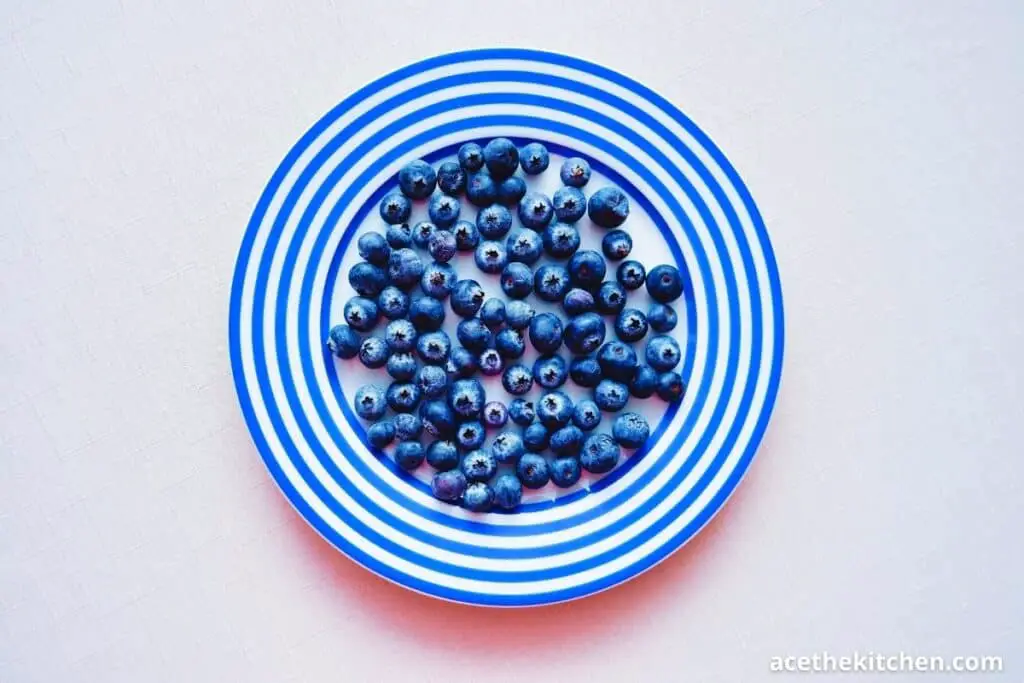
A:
[533,355,568,390]
[408,296,445,331]
[534,264,571,302]
[349,262,387,297]
[411,221,437,249]
[466,172,497,207]
[431,469,467,502]
[386,222,413,248]
[550,457,582,488]
[447,346,478,378]
[522,422,549,452]
[629,365,658,398]
[415,364,447,398]
[508,398,535,426]
[436,160,466,195]
[463,482,494,512]
[572,399,603,431]
[379,192,412,224]
[478,349,504,376]
[528,312,564,354]
[455,421,486,451]
[398,160,436,200]
[474,240,508,274]
[427,229,457,263]
[601,230,633,261]
[516,453,550,489]
[560,157,591,187]
[648,303,678,333]
[452,220,480,252]
[384,318,417,352]
[387,352,418,381]
[344,297,379,332]
[646,334,681,372]
[588,187,629,228]
[483,138,519,179]
[483,401,508,428]
[617,260,646,291]
[596,281,627,315]
[456,318,492,353]
[569,356,603,388]
[450,279,485,317]
[428,194,460,228]
[476,205,513,239]
[646,264,684,303]
[357,336,388,369]
[518,192,554,230]
[580,433,620,474]
[448,378,485,419]
[327,324,361,359]
[357,232,391,266]
[594,379,629,412]
[615,308,649,343]
[612,412,650,449]
[490,431,524,464]
[501,364,534,396]
[366,421,395,449]
[386,382,421,413]
[553,186,586,223]
[426,440,460,471]
[387,248,425,289]
[493,473,522,510]
[506,229,544,265]
[495,328,526,359]
[505,300,535,329]
[536,391,573,429]
[416,330,451,365]
[563,312,607,355]
[568,250,606,291]
[461,449,497,482]
[656,372,685,403]
[420,400,457,439]
[519,142,549,175]
[597,341,638,382]
[354,384,386,420]
[542,222,581,259]
[393,412,423,441]
[562,288,595,316]
[549,425,584,456]
[394,441,425,470]
[500,262,533,299]
[496,176,527,205]
[377,286,410,320]
[458,142,485,172]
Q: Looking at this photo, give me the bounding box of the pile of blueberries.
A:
[327,138,686,512]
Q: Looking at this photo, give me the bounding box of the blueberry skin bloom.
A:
[536,391,573,429]
[617,260,647,291]
[615,308,649,343]
[456,318,492,353]
[516,453,551,489]
[450,279,485,317]
[458,142,485,172]
[431,469,467,502]
[522,422,549,452]
[563,312,607,355]
[596,281,628,315]
[648,303,678,333]
[613,412,651,449]
[348,262,387,297]
[357,232,391,266]
[594,379,630,412]
[483,137,519,179]
[501,262,533,299]
[354,384,386,420]
[518,192,554,230]
[344,296,379,332]
[415,363,447,398]
[476,205,513,239]
[408,296,445,331]
[552,186,587,223]
[420,400,457,439]
[646,264,684,303]
[385,318,417,352]
[542,222,581,259]
[569,356,603,388]
[428,230,457,263]
[656,372,685,403]
[516,142,548,174]
[550,457,582,488]
[387,352,418,381]
[463,482,494,512]
[327,324,361,359]
[529,312,564,354]
[549,425,584,457]
[478,349,504,376]
[646,334,682,372]
[496,176,527,205]
[494,328,526,359]
[398,159,437,200]
[562,288,595,316]
[466,172,497,207]
[493,473,523,510]
[533,264,571,302]
[501,364,534,396]
[448,378,485,419]
[387,248,425,289]
[580,433,621,474]
[447,346,478,378]
[601,230,633,261]
[483,401,508,428]
[568,250,607,291]
[588,187,630,228]
[416,330,451,365]
[560,157,592,187]
[394,441,425,470]
[506,229,544,265]
[572,399,603,431]
[358,336,388,368]
[411,221,437,249]
[630,365,658,398]
[386,382,421,413]
[393,413,423,441]
[480,298,506,329]
[533,354,568,390]
[508,398,535,426]
[597,341,638,382]
[386,222,413,248]
[452,220,480,252]
[428,194,460,229]
[490,431,525,464]
[461,449,497,482]
[456,421,486,451]
[379,192,412,224]
[377,285,410,320]
[436,160,466,195]
[366,421,395,449]
[426,439,460,471]
[474,240,508,274]
[505,300,535,329]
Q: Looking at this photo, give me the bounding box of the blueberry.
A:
[398,160,436,200]
[493,473,523,510]
[515,142,547,175]
[552,186,587,223]
[562,288,595,316]
[463,482,494,512]
[447,347,479,378]
[344,296,379,332]
[518,192,554,230]
[504,300,535,329]
[379,192,412,224]
[501,364,534,396]
[431,469,467,502]
[348,262,387,297]
[490,431,524,464]
[629,365,658,398]
[549,425,584,456]
[452,220,480,252]
[506,229,544,265]
[646,334,681,372]
[500,262,533,299]
[596,281,627,315]
[483,401,508,428]
[416,330,451,365]
[377,286,410,320]
[436,160,466,195]
[522,422,549,452]
[385,318,417,352]
[542,222,581,259]
[615,308,649,343]
[450,279,485,317]
[420,399,457,438]
[496,176,527,205]
[387,248,425,289]
[354,384,386,420]
[646,264,684,303]
[580,433,620,474]
[461,449,497,482]
[563,312,607,355]
[386,382,421,413]
[478,349,504,376]
[415,363,447,398]
[426,439,460,471]
[458,142,485,172]
[420,261,456,299]
[456,318,492,352]
[612,412,650,449]
[428,230,457,263]
[456,421,486,451]
[480,298,506,328]
[568,250,606,291]
[357,232,391,266]
[572,399,602,431]
[494,328,526,359]
[648,303,678,333]
[587,187,630,228]
[508,398,535,426]
[483,137,519,179]
[597,341,638,382]
[616,260,646,291]
[327,324,361,359]
[428,193,460,228]
[466,172,497,207]
[550,457,582,488]
[366,421,395,449]
[448,378,485,419]
[656,372,685,403]
[533,354,568,390]
[560,157,591,187]
[533,264,571,302]
[408,296,445,331]
[601,230,633,261]
[393,412,423,441]
[594,379,629,412]
[516,453,550,489]
[394,441,425,470]
[536,391,573,429]
[476,205,513,239]
[386,222,413,248]
[358,336,388,368]
[474,240,508,274]
[411,221,438,249]
[528,312,564,354]
[387,352,418,381]
[569,356,603,388]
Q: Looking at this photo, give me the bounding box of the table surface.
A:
[2,1,1022,681]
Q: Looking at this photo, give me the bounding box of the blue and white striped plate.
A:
[229,49,784,607]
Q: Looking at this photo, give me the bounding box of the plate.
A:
[229,49,784,607]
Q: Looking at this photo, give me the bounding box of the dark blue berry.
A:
[483,138,519,180]
[450,279,485,317]
[549,425,584,456]
[349,262,387,297]
[452,220,479,252]
[560,157,591,187]
[476,205,513,239]
[456,318,492,352]
[518,192,554,230]
[517,453,550,489]
[411,221,437,249]
[501,364,534,396]
[580,433,620,474]
[569,356,603,388]
[398,160,436,200]
[629,365,658,398]
[568,250,606,291]
[436,160,466,195]
[393,413,423,441]
[490,431,524,464]
[327,324,361,359]
[496,176,527,205]
[536,391,573,429]
[466,172,497,207]
[386,222,413,248]
[504,300,534,329]
[344,296,379,332]
[500,262,533,299]
[358,336,388,369]
[656,372,685,402]
[612,412,650,449]
[461,449,497,482]
[528,312,564,354]
[478,349,504,376]
[495,328,526,359]
[533,264,571,302]
[648,303,678,333]
[456,421,486,451]
[420,400,457,438]
[646,264,684,303]
[493,473,522,509]
[408,296,445,331]
[594,379,629,412]
[357,232,391,266]
[508,398,535,426]
[458,143,485,172]
[542,222,581,259]
[394,441,425,470]
[615,308,649,343]
[387,248,425,289]
[601,230,633,261]
[596,281,627,315]
[597,341,637,382]
[379,192,411,224]
[384,318,417,352]
[480,298,506,328]
[563,312,607,355]
[483,401,508,428]
[386,382,421,413]
[463,482,494,511]
[415,364,447,397]
[416,330,451,365]
[428,230,457,263]
[588,187,629,228]
[428,193,460,228]
[550,457,582,488]
[646,334,681,372]
[431,469,466,502]
[377,286,410,319]
[448,347,479,378]
[572,399,603,431]
[366,421,395,449]
[562,288,595,316]
[552,186,586,223]
[448,378,485,419]
[506,229,544,265]
[387,352,418,381]
[354,384,386,420]
[474,240,508,274]
[533,354,568,390]
[616,260,646,291]
[522,422,549,452]
[427,439,460,471]
[519,142,549,175]
[420,261,456,299]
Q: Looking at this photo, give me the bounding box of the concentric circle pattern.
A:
[229,49,784,606]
